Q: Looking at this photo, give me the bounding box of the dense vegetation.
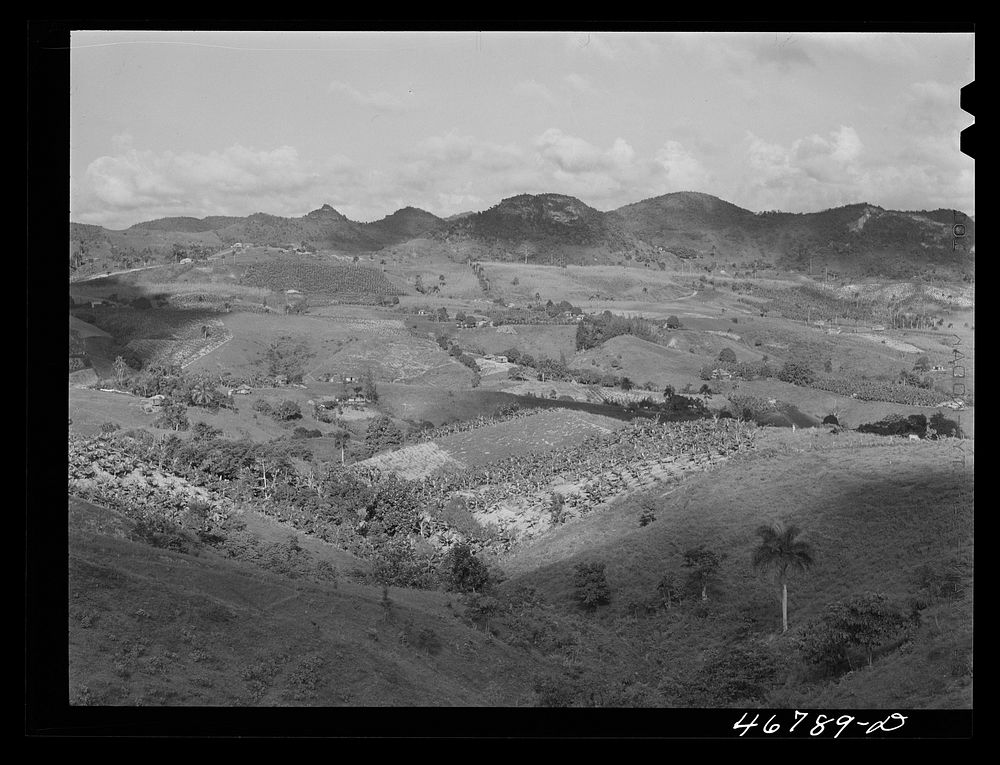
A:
[575,311,661,351]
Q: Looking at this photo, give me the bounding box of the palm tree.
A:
[333,430,350,466]
[189,379,214,407]
[752,523,815,633]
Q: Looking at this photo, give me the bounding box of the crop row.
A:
[809,377,953,406]
[241,258,404,295]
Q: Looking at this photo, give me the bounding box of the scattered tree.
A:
[440,544,492,593]
[682,545,722,602]
[718,348,737,364]
[573,562,611,611]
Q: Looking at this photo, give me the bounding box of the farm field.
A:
[450,324,578,360]
[65,234,974,712]
[375,384,521,425]
[479,262,691,304]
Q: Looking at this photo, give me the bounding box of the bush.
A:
[777,361,815,386]
[274,400,302,421]
[573,562,611,610]
[857,413,927,437]
[439,544,493,593]
[718,347,737,364]
[684,642,780,705]
[799,592,914,674]
[929,411,963,438]
[364,539,438,589]
[665,315,682,329]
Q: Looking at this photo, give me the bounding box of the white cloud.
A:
[328,80,415,112]
[736,122,973,215]
[535,128,618,173]
[513,79,556,104]
[564,72,593,93]
[654,141,710,190]
[77,143,335,225]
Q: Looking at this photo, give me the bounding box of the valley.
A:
[67,191,974,710]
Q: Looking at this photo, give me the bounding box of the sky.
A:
[70,30,975,229]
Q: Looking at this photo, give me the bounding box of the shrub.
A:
[153,402,189,431]
[857,413,927,437]
[440,544,493,593]
[718,347,737,364]
[549,493,567,525]
[777,361,815,386]
[99,421,121,434]
[799,592,914,674]
[929,411,963,438]
[573,562,611,610]
[274,400,302,421]
[365,539,437,589]
[684,642,780,705]
[682,545,722,601]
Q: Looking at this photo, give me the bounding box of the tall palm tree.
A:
[333,431,350,466]
[752,523,815,633]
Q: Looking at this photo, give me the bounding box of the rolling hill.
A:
[71,192,975,279]
[432,193,661,265]
[613,192,975,278]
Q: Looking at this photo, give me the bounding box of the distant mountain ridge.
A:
[72,192,975,278]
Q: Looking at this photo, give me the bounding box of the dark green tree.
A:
[573,561,611,611]
[682,545,722,601]
[440,544,492,593]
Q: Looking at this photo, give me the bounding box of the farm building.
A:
[140,394,166,414]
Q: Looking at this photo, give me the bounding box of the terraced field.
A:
[355,442,467,480]
[323,336,465,383]
[355,408,626,481]
[435,409,624,467]
[125,318,233,369]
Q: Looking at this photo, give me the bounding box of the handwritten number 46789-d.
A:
[733,711,907,737]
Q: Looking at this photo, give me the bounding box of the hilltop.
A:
[431,193,660,266]
[71,190,974,285]
[613,192,975,279]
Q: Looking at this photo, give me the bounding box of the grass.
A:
[66,256,975,709]
[493,430,973,707]
[69,496,552,706]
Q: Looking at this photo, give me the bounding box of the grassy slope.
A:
[499,430,973,708]
[69,497,552,707]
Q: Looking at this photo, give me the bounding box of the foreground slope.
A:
[498,430,973,708]
[68,497,550,706]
